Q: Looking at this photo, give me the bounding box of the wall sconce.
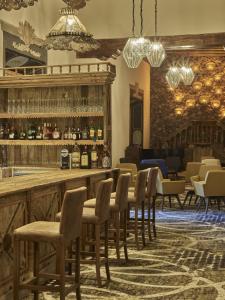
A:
[174,92,184,102]
[215,87,223,95]
[175,107,184,116]
[214,73,223,81]
[220,108,225,118]
[206,61,216,71]
[204,78,213,87]
[192,64,199,73]
[211,99,221,109]
[193,81,202,90]
[199,95,209,105]
[186,98,196,108]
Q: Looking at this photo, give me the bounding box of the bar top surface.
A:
[0,168,117,197]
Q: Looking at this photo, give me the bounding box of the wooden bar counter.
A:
[0,168,119,298]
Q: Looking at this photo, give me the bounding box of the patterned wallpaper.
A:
[150,55,225,148]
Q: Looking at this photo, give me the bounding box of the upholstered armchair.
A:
[179,162,203,182]
[193,170,225,213]
[156,169,185,209]
[201,158,221,167]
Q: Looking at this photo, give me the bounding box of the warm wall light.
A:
[192,65,199,72]
[175,107,184,116]
[186,99,196,108]
[215,87,223,95]
[199,95,209,105]
[206,61,216,71]
[211,99,221,109]
[204,78,213,87]
[220,108,225,118]
[174,92,184,102]
[193,81,203,90]
[214,73,223,81]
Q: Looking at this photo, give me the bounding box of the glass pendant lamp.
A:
[147,0,166,67]
[123,0,143,68]
[166,65,181,89]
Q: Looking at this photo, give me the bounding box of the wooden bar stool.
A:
[13,187,86,300]
[56,178,113,288]
[127,169,149,250]
[85,173,131,261]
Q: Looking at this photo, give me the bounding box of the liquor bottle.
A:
[102,145,111,168]
[60,148,70,169]
[43,123,49,140]
[0,124,4,139]
[71,143,81,168]
[36,126,43,140]
[68,127,73,140]
[89,124,95,141]
[80,145,89,169]
[72,128,77,140]
[19,127,26,140]
[47,123,53,139]
[63,127,69,140]
[82,126,88,140]
[91,144,98,169]
[52,124,60,140]
[9,126,16,140]
[27,126,34,140]
[76,127,81,140]
[3,124,9,139]
[97,126,103,140]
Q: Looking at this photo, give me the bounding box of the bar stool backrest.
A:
[115,173,131,211]
[146,167,159,198]
[95,178,113,223]
[59,187,86,242]
[134,169,148,203]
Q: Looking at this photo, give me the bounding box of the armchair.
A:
[192,170,225,213]
[156,169,185,209]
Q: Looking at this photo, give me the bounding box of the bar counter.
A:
[0,168,119,298]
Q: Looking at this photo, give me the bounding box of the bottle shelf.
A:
[0,112,104,119]
[0,140,104,146]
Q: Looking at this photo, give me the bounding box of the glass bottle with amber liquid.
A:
[80,145,89,169]
[91,144,98,168]
[71,143,81,168]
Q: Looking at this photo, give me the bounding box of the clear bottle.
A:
[19,127,26,140]
[63,127,69,140]
[102,145,111,168]
[80,145,89,169]
[36,126,43,140]
[52,123,60,140]
[43,123,49,140]
[76,127,81,140]
[72,128,77,140]
[27,125,34,140]
[71,143,81,168]
[9,126,15,140]
[3,124,9,139]
[91,144,98,169]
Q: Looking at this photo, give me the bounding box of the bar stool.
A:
[57,178,113,288]
[13,187,86,300]
[127,169,149,250]
[85,173,131,261]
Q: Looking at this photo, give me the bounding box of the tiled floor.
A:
[24,197,225,299]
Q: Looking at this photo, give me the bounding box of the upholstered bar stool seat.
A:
[13,187,86,300]
[84,174,131,261]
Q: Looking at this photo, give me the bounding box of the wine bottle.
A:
[80,145,89,169]
[91,144,98,169]
[89,124,95,141]
[71,143,81,168]
[97,126,103,140]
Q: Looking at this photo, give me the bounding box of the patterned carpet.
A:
[24,196,225,300]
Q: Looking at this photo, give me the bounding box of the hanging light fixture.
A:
[123,0,143,68]
[0,0,38,10]
[166,65,181,89]
[147,0,166,67]
[45,7,99,52]
[179,62,195,85]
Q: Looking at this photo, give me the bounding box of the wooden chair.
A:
[127,169,149,250]
[13,187,86,300]
[85,173,131,261]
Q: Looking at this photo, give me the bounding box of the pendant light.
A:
[45,7,99,52]
[134,0,151,57]
[123,0,143,68]
[0,0,38,11]
[147,0,166,67]
[166,65,181,89]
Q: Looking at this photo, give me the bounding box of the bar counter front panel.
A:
[0,168,119,298]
